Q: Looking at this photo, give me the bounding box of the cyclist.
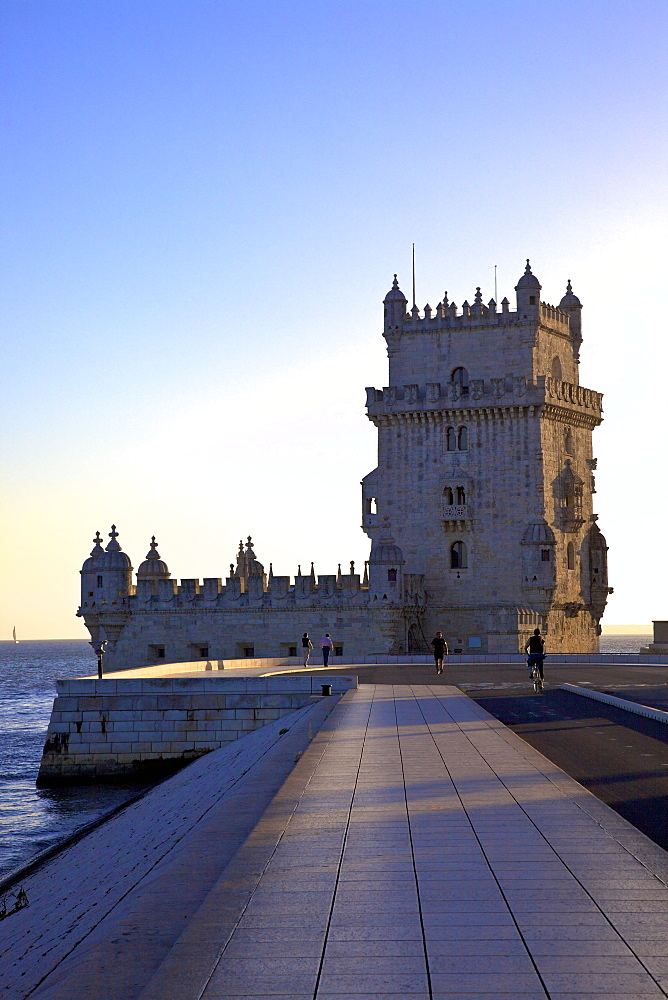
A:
[525,628,545,686]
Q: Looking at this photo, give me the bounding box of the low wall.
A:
[89,652,668,680]
[37,674,357,786]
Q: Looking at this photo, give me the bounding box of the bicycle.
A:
[527,655,545,693]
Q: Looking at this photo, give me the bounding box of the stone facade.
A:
[77,261,611,664]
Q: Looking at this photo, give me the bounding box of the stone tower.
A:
[362,262,611,653]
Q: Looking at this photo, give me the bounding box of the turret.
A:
[136,536,170,598]
[559,279,583,363]
[515,259,541,320]
[368,519,405,602]
[232,536,267,593]
[383,275,408,330]
[96,525,133,606]
[80,531,105,609]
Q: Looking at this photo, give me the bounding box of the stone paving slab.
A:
[174,685,668,1000]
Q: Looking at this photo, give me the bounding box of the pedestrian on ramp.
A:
[321,633,334,667]
[431,631,448,674]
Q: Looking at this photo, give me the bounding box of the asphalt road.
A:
[284,661,668,850]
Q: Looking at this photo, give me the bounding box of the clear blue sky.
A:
[1,0,667,637]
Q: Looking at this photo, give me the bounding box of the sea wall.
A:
[37,674,356,785]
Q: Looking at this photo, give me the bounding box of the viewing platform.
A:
[4,683,668,999]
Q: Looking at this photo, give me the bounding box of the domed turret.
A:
[244,537,265,579]
[368,518,405,602]
[82,531,104,573]
[95,526,133,605]
[384,274,408,329]
[515,259,541,319]
[80,531,105,608]
[521,519,556,601]
[559,278,581,311]
[522,521,556,545]
[558,279,583,362]
[137,536,171,580]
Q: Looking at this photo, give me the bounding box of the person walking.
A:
[525,628,545,682]
[321,633,334,667]
[431,631,448,674]
[301,632,313,666]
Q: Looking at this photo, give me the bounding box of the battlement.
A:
[366,376,603,416]
[385,294,570,335]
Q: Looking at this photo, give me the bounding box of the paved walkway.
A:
[6,685,668,999]
[146,685,668,999]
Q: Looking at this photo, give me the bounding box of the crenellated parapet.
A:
[79,530,423,631]
[366,375,603,424]
[384,294,571,335]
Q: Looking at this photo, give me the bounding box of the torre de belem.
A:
[78,261,611,667]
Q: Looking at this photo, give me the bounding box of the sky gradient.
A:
[2,0,667,638]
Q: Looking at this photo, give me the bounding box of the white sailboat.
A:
[12,626,18,644]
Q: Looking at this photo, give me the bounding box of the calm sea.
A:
[0,634,653,882]
[0,640,150,882]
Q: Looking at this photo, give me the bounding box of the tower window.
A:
[456,486,466,504]
[96,575,103,588]
[541,549,551,562]
[529,296,536,305]
[444,486,454,504]
[450,541,468,569]
[451,367,469,393]
[551,356,562,380]
[445,426,469,452]
[567,542,575,570]
[387,568,397,582]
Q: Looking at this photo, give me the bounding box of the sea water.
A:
[0,634,653,881]
[0,640,148,881]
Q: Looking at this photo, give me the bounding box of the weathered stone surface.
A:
[36,675,356,783]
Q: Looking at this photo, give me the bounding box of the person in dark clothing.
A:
[431,631,448,674]
[525,628,545,680]
[321,633,333,667]
[301,632,313,666]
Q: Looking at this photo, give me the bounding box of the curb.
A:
[561,682,668,724]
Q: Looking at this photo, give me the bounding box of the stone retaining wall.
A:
[37,674,356,786]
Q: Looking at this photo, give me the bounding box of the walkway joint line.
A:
[311,687,376,1000]
[394,688,434,1000]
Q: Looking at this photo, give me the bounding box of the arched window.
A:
[456,486,466,505]
[446,426,457,451]
[97,575,103,588]
[450,541,468,569]
[551,356,562,381]
[457,426,468,451]
[567,542,575,570]
[451,367,469,393]
[387,568,397,582]
[443,486,454,504]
